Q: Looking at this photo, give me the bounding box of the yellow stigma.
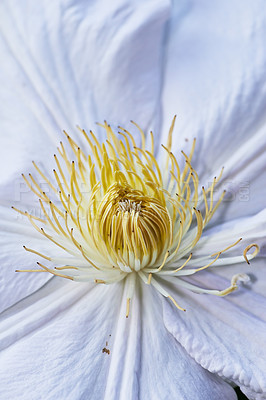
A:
[95,183,172,272]
[14,117,259,314]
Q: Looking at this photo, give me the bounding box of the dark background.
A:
[235,387,249,399]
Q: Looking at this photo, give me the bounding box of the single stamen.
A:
[243,243,260,264]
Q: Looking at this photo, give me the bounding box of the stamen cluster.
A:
[14,117,259,315]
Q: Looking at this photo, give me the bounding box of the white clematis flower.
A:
[0,1,266,400]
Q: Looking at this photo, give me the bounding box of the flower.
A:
[13,118,259,315]
[0,1,266,400]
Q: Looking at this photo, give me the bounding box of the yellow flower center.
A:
[96,183,172,272]
[14,117,259,316]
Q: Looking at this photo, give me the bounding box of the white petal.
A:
[210,257,266,301]
[195,208,266,258]
[104,279,236,399]
[158,0,266,224]
[242,387,266,400]
[0,279,124,399]
[136,282,237,400]
[161,0,266,166]
[184,262,266,321]
[156,0,266,228]
[0,204,70,313]
[0,277,236,399]
[162,273,266,399]
[204,125,266,225]
[0,0,170,181]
